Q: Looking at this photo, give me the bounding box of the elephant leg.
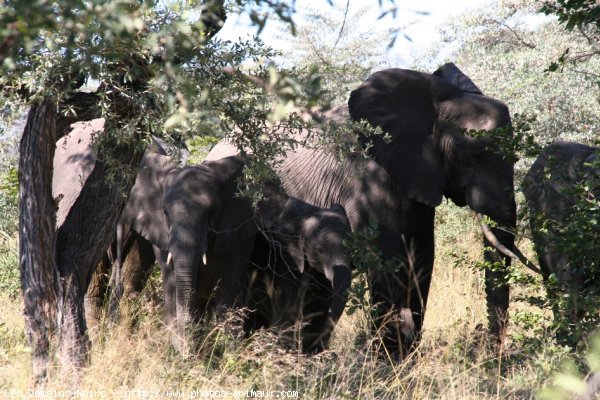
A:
[243,266,272,335]
[483,226,513,345]
[154,246,176,331]
[84,253,111,331]
[121,230,156,297]
[369,205,435,360]
[107,229,156,321]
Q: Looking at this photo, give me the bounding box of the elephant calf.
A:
[247,195,352,353]
[522,141,599,346]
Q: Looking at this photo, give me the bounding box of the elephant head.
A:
[255,197,352,352]
[120,154,248,336]
[348,63,515,226]
[161,156,247,331]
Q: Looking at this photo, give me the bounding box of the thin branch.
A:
[488,18,536,49]
[333,0,351,48]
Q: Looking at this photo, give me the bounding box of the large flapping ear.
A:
[273,197,317,273]
[348,68,446,207]
[119,151,176,250]
[433,62,483,95]
[286,234,306,274]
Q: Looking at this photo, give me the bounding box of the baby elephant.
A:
[247,194,353,353]
[522,141,599,346]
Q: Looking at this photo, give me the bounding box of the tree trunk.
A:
[18,100,61,385]
[19,99,145,382]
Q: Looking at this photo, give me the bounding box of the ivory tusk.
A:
[166,252,172,266]
[476,213,542,274]
[202,253,207,265]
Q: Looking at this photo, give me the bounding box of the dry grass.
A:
[0,204,558,398]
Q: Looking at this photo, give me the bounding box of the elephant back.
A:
[52,118,103,228]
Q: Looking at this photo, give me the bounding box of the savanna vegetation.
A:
[0,0,599,398]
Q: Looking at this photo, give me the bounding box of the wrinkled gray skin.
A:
[247,196,352,353]
[522,141,599,345]
[207,63,518,358]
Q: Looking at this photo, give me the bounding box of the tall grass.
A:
[0,203,562,398]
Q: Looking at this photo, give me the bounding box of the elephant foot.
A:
[370,307,421,362]
[171,330,195,357]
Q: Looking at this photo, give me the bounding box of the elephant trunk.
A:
[170,228,208,336]
[328,263,352,323]
[173,254,201,328]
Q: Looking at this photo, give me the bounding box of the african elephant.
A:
[522,141,599,346]
[207,63,534,358]
[119,155,257,344]
[246,197,352,353]
[122,151,353,352]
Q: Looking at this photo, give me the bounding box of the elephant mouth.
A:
[476,213,541,274]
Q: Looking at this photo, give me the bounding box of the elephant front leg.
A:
[368,224,435,360]
[84,253,111,333]
[483,227,512,346]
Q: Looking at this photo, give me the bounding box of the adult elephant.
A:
[522,141,599,346]
[207,63,534,358]
[119,156,257,347]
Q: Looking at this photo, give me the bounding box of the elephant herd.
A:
[51,62,599,358]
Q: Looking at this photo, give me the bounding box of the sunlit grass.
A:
[0,203,559,398]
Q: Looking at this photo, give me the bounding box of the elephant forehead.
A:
[168,190,218,208]
[305,215,349,237]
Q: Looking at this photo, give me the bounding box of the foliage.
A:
[0,0,331,183]
[0,240,19,299]
[275,0,391,105]
[343,218,401,316]
[427,0,600,151]
[539,334,600,399]
[541,0,600,30]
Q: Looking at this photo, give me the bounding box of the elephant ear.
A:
[286,235,306,274]
[348,68,446,207]
[433,62,483,95]
[279,198,319,273]
[120,151,176,250]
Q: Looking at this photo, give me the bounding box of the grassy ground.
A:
[0,203,576,399]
